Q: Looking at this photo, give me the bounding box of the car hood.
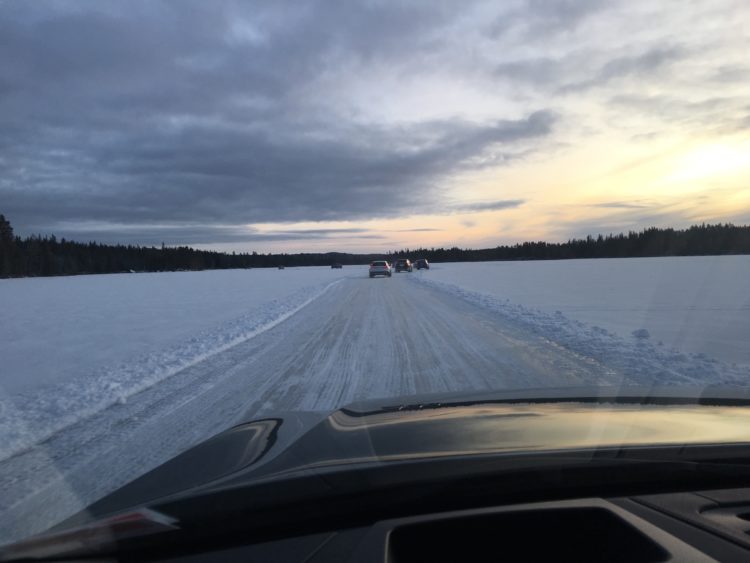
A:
[71,386,750,521]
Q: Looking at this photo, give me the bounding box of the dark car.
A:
[8,387,750,562]
[331,263,343,269]
[415,258,430,270]
[395,258,412,272]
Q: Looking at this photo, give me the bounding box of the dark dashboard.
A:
[160,488,750,562]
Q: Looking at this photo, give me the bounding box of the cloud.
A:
[492,47,685,94]
[710,65,750,84]
[549,190,747,242]
[588,201,651,209]
[0,0,747,249]
[493,57,565,86]
[548,208,702,242]
[1,111,553,232]
[269,228,370,236]
[0,0,556,244]
[451,199,526,213]
[609,93,750,133]
[488,0,607,40]
[47,224,386,246]
[561,46,685,92]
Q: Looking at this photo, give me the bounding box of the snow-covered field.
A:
[1,256,749,543]
[413,256,750,366]
[0,268,347,461]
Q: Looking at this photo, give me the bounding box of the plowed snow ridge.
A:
[0,278,343,463]
[1,264,747,544]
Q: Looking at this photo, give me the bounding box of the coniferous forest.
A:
[1,214,749,278]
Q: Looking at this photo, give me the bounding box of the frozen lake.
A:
[1,255,749,542]
[417,255,750,366]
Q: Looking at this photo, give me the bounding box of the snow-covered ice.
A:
[0,268,348,461]
[409,271,749,390]
[1,268,349,394]
[411,256,750,366]
[1,257,749,544]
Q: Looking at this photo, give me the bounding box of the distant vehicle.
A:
[369,261,391,278]
[278,265,285,270]
[415,259,430,270]
[331,263,343,269]
[395,259,412,273]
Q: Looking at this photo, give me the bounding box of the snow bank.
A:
[412,256,750,366]
[0,268,348,462]
[410,271,750,388]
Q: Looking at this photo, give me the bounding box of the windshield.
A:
[1,0,749,546]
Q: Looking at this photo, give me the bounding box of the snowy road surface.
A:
[0,269,746,542]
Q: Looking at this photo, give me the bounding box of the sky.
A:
[1,0,749,253]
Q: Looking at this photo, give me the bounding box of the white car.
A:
[369,261,392,278]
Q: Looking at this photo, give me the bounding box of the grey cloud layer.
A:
[49,225,387,246]
[452,200,526,212]
[0,0,556,243]
[1,0,746,245]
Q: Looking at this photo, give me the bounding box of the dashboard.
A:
[159,488,750,562]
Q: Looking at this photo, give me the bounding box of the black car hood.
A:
[67,385,750,523]
[10,386,750,561]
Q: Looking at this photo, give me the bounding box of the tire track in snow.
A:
[0,273,614,543]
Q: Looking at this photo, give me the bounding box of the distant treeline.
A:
[1,214,749,278]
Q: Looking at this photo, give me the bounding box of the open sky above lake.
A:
[2,0,749,252]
